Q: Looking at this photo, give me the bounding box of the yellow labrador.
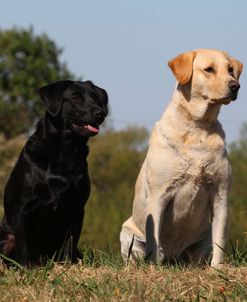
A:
[120,49,243,268]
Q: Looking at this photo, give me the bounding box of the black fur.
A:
[0,80,108,266]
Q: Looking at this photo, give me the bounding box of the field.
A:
[0,132,247,301]
[0,248,247,302]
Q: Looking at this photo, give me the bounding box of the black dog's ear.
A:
[39,81,74,116]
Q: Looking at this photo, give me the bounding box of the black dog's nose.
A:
[228,80,240,93]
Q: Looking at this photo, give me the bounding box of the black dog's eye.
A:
[90,92,100,102]
[71,95,81,103]
[204,66,214,73]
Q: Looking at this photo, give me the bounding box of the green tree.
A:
[0,27,74,138]
[1,123,247,253]
[80,127,148,251]
[228,123,247,247]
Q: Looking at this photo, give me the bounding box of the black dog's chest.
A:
[46,169,89,199]
[19,139,91,214]
[30,166,90,205]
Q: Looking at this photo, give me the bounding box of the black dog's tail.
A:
[0,218,15,258]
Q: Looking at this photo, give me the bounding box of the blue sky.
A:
[1,0,247,143]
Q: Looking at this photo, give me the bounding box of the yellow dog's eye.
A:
[204,67,214,73]
[228,66,234,74]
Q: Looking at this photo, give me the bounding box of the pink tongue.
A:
[84,124,99,133]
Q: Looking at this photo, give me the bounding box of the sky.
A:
[0,0,247,143]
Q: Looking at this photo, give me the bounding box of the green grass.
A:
[0,247,247,301]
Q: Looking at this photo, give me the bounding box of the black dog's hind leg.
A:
[0,218,16,261]
[0,231,15,259]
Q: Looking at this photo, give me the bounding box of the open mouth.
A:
[72,123,99,135]
[83,124,99,133]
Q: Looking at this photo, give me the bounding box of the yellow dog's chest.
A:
[184,156,216,187]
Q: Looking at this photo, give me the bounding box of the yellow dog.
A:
[120,49,243,268]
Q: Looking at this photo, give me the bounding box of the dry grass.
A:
[0,253,247,302]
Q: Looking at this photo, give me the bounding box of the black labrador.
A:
[0,80,108,266]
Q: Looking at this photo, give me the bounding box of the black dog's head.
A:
[39,80,108,137]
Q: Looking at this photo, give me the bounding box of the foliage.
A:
[0,134,26,208]
[228,123,247,247]
[0,27,74,138]
[0,123,247,253]
[81,126,148,251]
[0,127,148,253]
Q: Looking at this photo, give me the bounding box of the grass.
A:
[0,247,247,301]
[0,135,247,300]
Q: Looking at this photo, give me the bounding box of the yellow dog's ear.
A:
[168,51,197,85]
[230,57,243,80]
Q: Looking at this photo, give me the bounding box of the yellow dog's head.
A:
[168,49,243,105]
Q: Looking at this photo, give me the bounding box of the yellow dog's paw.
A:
[210,262,225,270]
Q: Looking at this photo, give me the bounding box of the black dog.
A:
[0,80,108,266]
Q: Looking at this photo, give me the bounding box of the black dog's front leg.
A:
[14,223,29,266]
[70,209,85,262]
